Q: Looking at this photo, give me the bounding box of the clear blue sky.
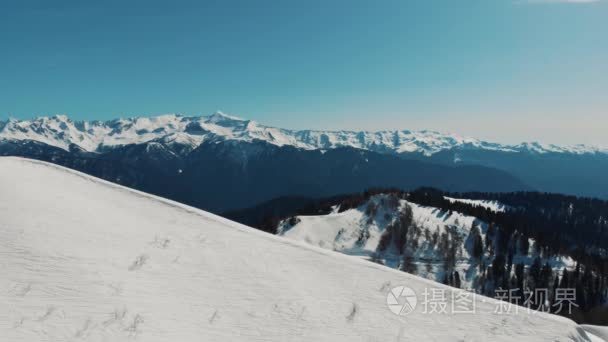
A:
[1,0,606,145]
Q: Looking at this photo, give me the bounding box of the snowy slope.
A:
[0,157,595,341]
[1,112,606,156]
[581,326,608,342]
[278,194,574,289]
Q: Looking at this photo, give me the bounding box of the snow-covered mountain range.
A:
[1,112,605,156]
[0,157,602,341]
[3,112,608,201]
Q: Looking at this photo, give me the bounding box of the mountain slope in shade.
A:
[1,112,606,156]
[0,157,596,341]
[0,139,530,212]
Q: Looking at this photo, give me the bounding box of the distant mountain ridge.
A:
[2,112,608,201]
[1,112,606,156]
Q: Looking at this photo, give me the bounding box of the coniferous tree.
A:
[519,234,530,256]
[530,257,542,288]
[470,223,484,262]
[454,271,462,289]
[401,251,418,274]
[560,269,570,289]
[515,263,525,291]
[540,263,553,289]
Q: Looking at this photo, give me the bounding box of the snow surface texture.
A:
[0,157,598,341]
[580,326,608,342]
[1,112,606,156]
[277,194,574,290]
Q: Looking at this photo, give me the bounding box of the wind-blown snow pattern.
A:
[0,157,597,341]
[1,112,606,156]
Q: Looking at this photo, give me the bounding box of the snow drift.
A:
[0,157,599,341]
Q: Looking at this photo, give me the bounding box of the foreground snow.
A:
[0,157,598,341]
[581,326,608,342]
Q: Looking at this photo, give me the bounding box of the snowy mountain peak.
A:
[0,113,606,156]
[51,114,70,121]
[207,111,247,123]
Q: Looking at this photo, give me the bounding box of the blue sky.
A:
[0,0,606,145]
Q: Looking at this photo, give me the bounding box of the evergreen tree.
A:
[529,257,542,288]
[560,269,570,289]
[453,271,462,289]
[519,234,530,256]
